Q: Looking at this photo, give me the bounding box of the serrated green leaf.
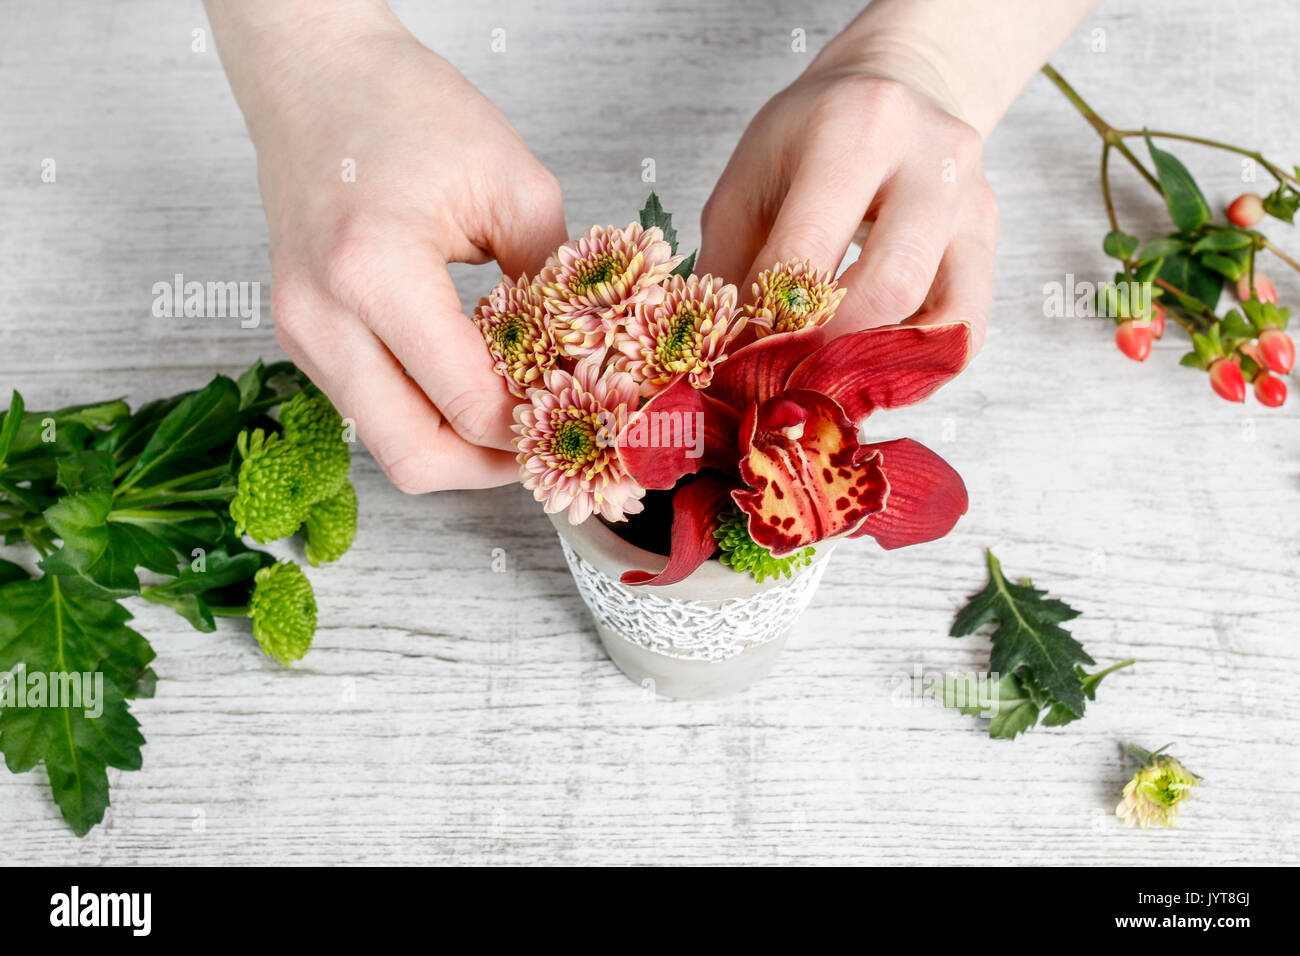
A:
[0,574,152,835]
[638,192,679,253]
[672,249,697,278]
[1145,132,1211,232]
[1041,659,1134,726]
[950,550,1093,716]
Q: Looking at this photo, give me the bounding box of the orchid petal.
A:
[707,326,826,411]
[621,473,735,586]
[848,438,968,549]
[785,322,971,423]
[733,389,887,557]
[616,376,740,490]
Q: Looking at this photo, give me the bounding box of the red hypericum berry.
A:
[1209,357,1246,402]
[1115,320,1153,361]
[1254,372,1288,407]
[1236,270,1278,304]
[1258,328,1296,374]
[1226,193,1264,228]
[1149,303,1166,339]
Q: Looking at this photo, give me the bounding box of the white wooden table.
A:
[1,0,1296,865]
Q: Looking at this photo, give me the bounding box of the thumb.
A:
[490,170,570,279]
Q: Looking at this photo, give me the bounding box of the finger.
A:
[741,144,889,293]
[835,206,997,355]
[491,170,570,279]
[911,209,997,355]
[327,238,518,451]
[834,169,964,329]
[273,282,518,493]
[696,155,772,285]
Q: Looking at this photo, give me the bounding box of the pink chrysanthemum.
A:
[513,357,645,524]
[613,273,744,396]
[536,223,682,357]
[473,275,559,398]
[745,257,847,336]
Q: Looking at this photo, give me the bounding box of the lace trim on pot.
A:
[558,536,831,662]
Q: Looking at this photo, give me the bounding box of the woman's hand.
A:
[698,63,997,353]
[207,2,567,493]
[697,0,1100,354]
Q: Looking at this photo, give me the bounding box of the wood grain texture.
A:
[1,0,1297,865]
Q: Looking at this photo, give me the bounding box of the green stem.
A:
[115,463,230,500]
[1261,238,1300,274]
[1087,658,1136,682]
[115,487,236,509]
[1119,129,1300,187]
[1041,64,1161,191]
[108,507,220,523]
[207,605,251,618]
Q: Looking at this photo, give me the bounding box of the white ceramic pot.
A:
[550,512,835,699]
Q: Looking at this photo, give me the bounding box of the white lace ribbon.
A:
[558,536,832,662]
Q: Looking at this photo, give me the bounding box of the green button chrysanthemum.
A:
[303,480,358,567]
[278,389,351,501]
[248,560,318,666]
[229,429,315,543]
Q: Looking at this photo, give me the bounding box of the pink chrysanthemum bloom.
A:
[473,275,559,398]
[613,273,744,397]
[537,223,682,356]
[513,357,645,524]
[745,257,847,336]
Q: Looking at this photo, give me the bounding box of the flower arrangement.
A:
[475,194,972,586]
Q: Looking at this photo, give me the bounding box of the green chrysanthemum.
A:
[248,560,317,666]
[1115,745,1201,829]
[713,504,815,582]
[303,480,358,567]
[278,388,351,501]
[228,429,315,543]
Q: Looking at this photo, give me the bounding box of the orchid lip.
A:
[757,396,807,434]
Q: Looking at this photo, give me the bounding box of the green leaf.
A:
[55,448,115,495]
[1137,237,1187,264]
[638,192,680,253]
[1199,252,1245,282]
[950,550,1093,716]
[1191,230,1254,253]
[1134,258,1163,284]
[0,574,152,835]
[1102,231,1139,262]
[1219,308,1255,340]
[1262,183,1300,224]
[937,671,1043,740]
[0,557,30,586]
[672,250,697,278]
[1158,251,1222,311]
[141,549,265,632]
[1145,132,1211,232]
[120,376,241,490]
[0,390,24,468]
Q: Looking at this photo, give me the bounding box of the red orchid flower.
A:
[616,321,972,586]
